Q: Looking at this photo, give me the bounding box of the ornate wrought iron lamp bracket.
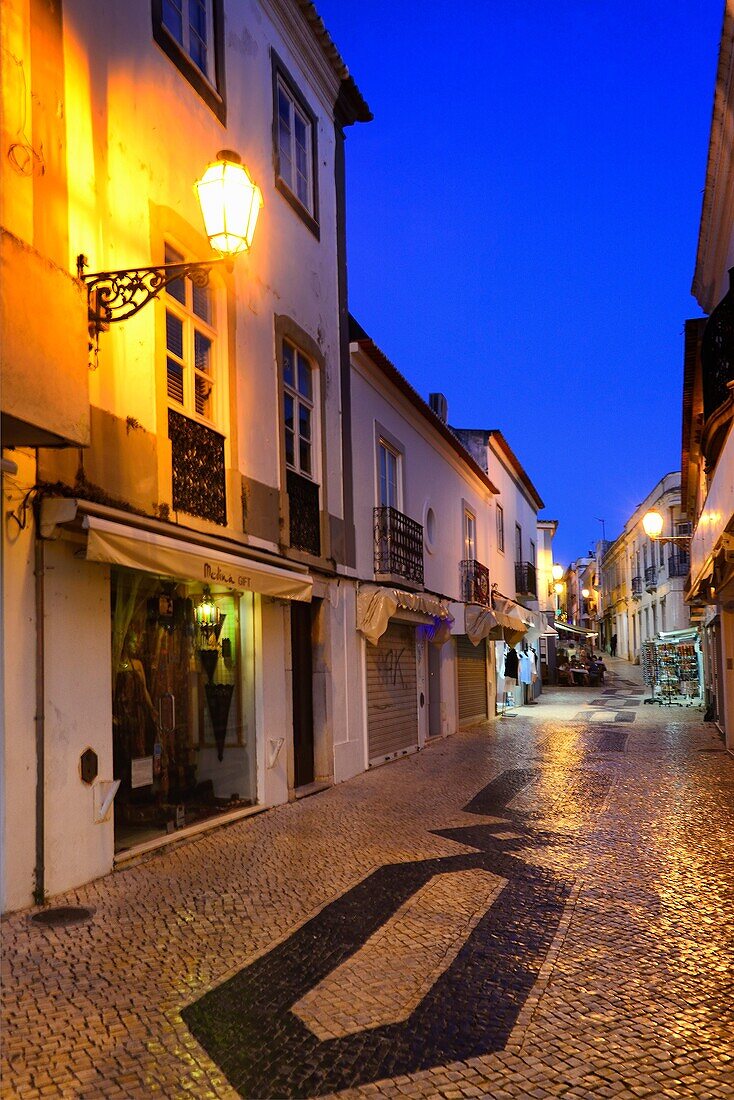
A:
[77,254,232,338]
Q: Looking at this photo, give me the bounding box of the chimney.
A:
[429,392,448,422]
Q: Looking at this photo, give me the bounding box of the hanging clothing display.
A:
[504,646,519,681]
[518,650,533,685]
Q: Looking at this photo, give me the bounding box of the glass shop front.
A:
[111,567,256,852]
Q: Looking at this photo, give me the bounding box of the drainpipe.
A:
[34,534,45,905]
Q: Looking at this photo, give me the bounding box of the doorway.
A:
[291,601,314,788]
[427,643,441,736]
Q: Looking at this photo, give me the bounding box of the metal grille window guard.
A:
[460,559,491,605]
[668,551,690,578]
[631,575,643,598]
[374,506,424,585]
[514,561,537,597]
[168,409,227,525]
[287,469,321,556]
[644,565,657,590]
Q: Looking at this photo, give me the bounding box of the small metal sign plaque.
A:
[131,756,153,789]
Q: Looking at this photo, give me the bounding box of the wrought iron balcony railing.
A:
[668,551,690,578]
[169,409,227,525]
[631,575,643,599]
[515,561,537,598]
[287,469,321,557]
[644,565,657,591]
[374,506,424,585]
[460,559,491,606]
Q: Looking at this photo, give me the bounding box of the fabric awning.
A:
[554,621,593,638]
[464,604,500,645]
[356,584,454,646]
[491,595,528,646]
[83,515,313,601]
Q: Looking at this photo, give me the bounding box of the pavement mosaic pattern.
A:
[2,658,734,1099]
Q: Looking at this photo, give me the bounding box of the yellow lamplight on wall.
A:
[196,150,263,255]
[642,510,664,539]
[552,564,564,581]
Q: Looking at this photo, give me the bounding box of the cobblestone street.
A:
[2,658,734,1099]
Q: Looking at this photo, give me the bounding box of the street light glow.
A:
[642,510,664,539]
[196,150,263,255]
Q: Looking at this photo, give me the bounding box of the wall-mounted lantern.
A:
[78,150,262,339]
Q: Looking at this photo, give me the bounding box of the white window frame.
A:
[276,74,316,217]
[164,243,218,427]
[515,523,523,564]
[496,504,505,553]
[282,338,317,482]
[377,439,401,510]
[463,508,477,561]
[161,0,215,82]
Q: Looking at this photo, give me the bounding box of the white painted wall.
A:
[332,582,365,783]
[350,349,494,601]
[486,441,540,602]
[43,540,114,898]
[1,450,38,912]
[259,598,290,807]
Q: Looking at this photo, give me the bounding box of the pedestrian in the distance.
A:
[610,633,617,657]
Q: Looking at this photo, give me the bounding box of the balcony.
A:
[644,565,657,592]
[668,551,690,579]
[287,469,321,556]
[515,561,537,598]
[631,575,643,599]
[169,410,226,525]
[374,506,424,586]
[460,559,491,606]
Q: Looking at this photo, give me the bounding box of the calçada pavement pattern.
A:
[2,659,734,1098]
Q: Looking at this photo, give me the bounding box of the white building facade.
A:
[0,0,370,911]
[599,473,691,663]
[348,326,501,766]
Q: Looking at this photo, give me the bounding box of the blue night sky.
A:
[315,0,724,565]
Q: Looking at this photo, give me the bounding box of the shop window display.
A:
[112,569,254,850]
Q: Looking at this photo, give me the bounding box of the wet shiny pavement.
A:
[2,661,734,1098]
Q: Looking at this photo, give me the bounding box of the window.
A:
[282,339,315,479]
[496,504,505,553]
[162,0,211,73]
[464,508,476,560]
[378,440,400,508]
[515,523,523,564]
[165,244,216,423]
[273,55,318,232]
[153,0,225,121]
[529,539,536,566]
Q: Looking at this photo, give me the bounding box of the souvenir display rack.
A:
[642,636,702,707]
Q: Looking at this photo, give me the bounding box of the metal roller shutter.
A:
[457,635,487,722]
[367,622,418,766]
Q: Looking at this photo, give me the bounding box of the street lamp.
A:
[581,587,591,599]
[642,509,691,543]
[552,563,564,581]
[78,150,263,339]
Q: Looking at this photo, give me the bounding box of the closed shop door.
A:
[457,635,487,722]
[367,622,418,766]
